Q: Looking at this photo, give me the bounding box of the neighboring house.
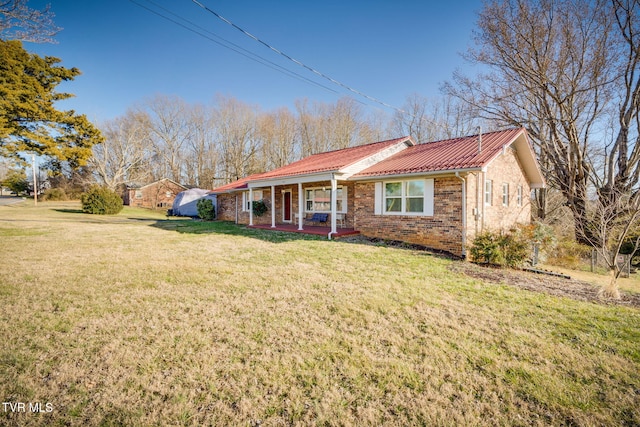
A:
[124,178,188,210]
[212,128,545,257]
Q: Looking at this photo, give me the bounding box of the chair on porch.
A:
[336,213,345,228]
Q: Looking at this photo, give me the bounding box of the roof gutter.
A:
[248,171,346,188]
[348,167,483,182]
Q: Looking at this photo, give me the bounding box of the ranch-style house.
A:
[212,128,545,257]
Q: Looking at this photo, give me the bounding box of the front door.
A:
[283,190,292,222]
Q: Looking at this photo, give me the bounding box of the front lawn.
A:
[1,202,639,426]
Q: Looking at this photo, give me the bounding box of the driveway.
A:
[0,196,24,206]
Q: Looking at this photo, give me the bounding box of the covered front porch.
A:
[248,223,359,238]
[247,172,356,239]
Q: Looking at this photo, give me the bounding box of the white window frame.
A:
[376,178,434,216]
[242,190,263,212]
[516,185,523,207]
[304,186,347,213]
[485,180,493,206]
[502,182,509,207]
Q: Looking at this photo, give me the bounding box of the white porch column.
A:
[329,177,337,238]
[249,187,254,226]
[270,185,276,228]
[298,182,304,231]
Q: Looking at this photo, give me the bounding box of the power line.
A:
[190,0,406,114]
[129,0,339,94]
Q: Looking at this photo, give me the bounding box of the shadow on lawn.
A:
[149,219,324,244]
[149,219,460,258]
[53,208,84,214]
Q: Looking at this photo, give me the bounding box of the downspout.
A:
[481,170,486,232]
[235,193,238,224]
[476,126,484,235]
[328,175,338,240]
[455,172,467,258]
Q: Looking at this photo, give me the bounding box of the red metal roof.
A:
[211,173,266,193]
[353,128,527,178]
[211,129,541,192]
[252,136,413,181]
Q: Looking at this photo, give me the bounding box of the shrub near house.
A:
[197,198,215,220]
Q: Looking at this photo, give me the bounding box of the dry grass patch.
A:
[0,202,639,426]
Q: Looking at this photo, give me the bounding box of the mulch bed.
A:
[450,262,640,309]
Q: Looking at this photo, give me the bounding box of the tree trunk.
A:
[534,187,546,220]
[569,195,599,247]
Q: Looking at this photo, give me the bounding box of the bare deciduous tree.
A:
[328,97,365,149]
[392,94,481,143]
[391,93,435,144]
[185,104,219,188]
[90,112,151,191]
[214,95,261,181]
[0,0,61,43]
[296,98,333,157]
[582,187,640,299]
[258,107,298,170]
[444,0,640,297]
[142,95,192,183]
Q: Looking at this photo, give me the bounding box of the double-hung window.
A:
[516,185,523,207]
[305,186,346,213]
[502,183,509,206]
[485,180,493,206]
[376,179,434,216]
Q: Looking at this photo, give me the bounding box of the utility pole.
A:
[32,154,37,206]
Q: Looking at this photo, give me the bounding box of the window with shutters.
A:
[375,179,434,216]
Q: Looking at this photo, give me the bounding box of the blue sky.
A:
[24,0,482,122]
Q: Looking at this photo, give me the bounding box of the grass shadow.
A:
[53,208,84,214]
[337,234,460,260]
[149,219,324,244]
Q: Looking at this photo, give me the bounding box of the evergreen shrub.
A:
[81,186,123,215]
[197,198,216,220]
[469,229,529,268]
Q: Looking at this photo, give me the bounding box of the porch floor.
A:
[248,223,359,238]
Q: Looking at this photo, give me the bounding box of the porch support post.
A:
[249,187,254,226]
[270,185,276,228]
[329,176,337,239]
[298,182,304,231]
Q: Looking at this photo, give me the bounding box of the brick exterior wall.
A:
[216,192,239,222]
[480,148,532,232]
[354,178,465,256]
[126,179,186,210]
[463,148,532,253]
[216,189,273,225]
[216,182,356,228]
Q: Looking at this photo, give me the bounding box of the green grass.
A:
[1,202,639,426]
